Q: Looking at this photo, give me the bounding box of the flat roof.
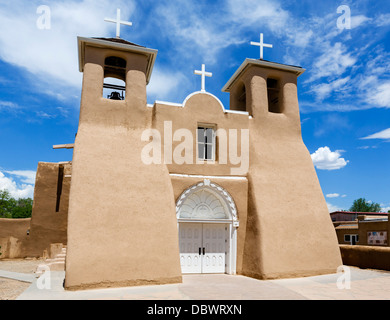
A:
[77,37,158,84]
[222,59,305,93]
[330,211,389,215]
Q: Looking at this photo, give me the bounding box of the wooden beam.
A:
[53,144,74,149]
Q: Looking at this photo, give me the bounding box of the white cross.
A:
[250,33,273,60]
[194,64,212,92]
[104,8,133,39]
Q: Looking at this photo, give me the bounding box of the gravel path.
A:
[0,259,44,300]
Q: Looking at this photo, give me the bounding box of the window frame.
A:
[197,124,216,162]
[344,234,359,244]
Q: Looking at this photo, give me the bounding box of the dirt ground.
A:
[0,259,43,300]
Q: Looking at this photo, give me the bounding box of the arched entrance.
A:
[176,179,239,274]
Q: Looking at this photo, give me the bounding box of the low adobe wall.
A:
[24,162,70,257]
[340,245,390,271]
[0,218,30,259]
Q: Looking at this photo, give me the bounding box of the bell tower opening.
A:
[103,56,126,100]
[229,81,248,113]
[236,82,247,112]
[267,78,282,113]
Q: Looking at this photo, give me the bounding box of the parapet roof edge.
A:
[152,91,249,116]
[77,36,158,84]
[221,58,305,93]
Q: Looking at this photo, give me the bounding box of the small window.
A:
[197,125,215,161]
[105,56,126,69]
[267,78,282,113]
[344,235,351,242]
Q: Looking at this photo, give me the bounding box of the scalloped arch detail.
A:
[176,179,238,221]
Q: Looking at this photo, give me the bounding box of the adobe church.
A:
[0,11,342,290]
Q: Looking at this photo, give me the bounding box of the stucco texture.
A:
[65,46,182,290]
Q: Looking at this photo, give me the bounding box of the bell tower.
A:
[222,58,342,279]
[64,37,182,290]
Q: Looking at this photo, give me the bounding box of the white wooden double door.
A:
[179,223,227,274]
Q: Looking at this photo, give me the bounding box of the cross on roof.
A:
[104,8,133,39]
[250,33,273,60]
[194,64,212,92]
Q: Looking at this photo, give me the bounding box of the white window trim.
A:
[344,234,359,244]
[197,124,216,162]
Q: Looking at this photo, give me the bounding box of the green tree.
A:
[0,190,13,218]
[349,198,382,212]
[12,198,33,219]
[0,190,33,218]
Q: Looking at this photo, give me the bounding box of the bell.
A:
[108,91,122,100]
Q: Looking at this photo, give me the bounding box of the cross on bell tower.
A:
[104,8,133,38]
[250,33,273,60]
[194,64,212,92]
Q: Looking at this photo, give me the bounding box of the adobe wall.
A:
[152,93,249,176]
[357,218,389,246]
[65,47,182,290]
[22,162,70,257]
[0,218,30,259]
[340,245,390,271]
[237,66,342,279]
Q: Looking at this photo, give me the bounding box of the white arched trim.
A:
[176,179,238,222]
[151,91,249,116]
[182,91,226,113]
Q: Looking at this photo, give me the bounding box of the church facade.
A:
[58,36,342,290]
[0,33,342,289]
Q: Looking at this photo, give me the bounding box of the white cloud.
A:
[310,76,351,101]
[311,146,349,170]
[147,69,188,103]
[154,1,246,65]
[375,13,390,27]
[351,15,372,28]
[299,101,365,113]
[5,170,36,185]
[381,205,390,212]
[226,0,289,34]
[307,42,357,82]
[326,193,340,198]
[0,170,35,199]
[0,101,22,114]
[366,82,390,108]
[0,0,134,89]
[288,30,314,48]
[327,202,342,213]
[361,128,390,140]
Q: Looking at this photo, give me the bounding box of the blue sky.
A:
[0,0,389,212]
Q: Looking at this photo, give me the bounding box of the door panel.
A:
[179,223,202,273]
[202,224,226,273]
[179,223,227,274]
